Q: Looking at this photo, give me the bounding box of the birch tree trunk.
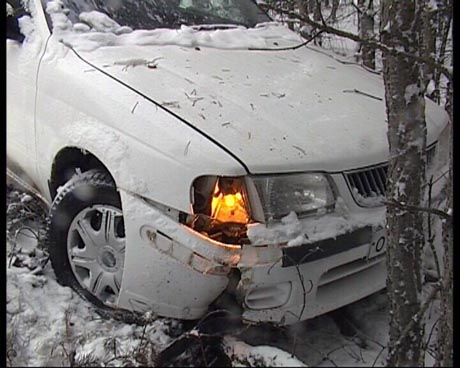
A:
[380,1,427,365]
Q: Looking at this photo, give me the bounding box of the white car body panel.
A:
[73,45,448,173]
[34,42,247,211]
[6,0,449,324]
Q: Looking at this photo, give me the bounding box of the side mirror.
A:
[6,3,25,43]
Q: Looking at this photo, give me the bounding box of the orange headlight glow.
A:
[211,180,250,224]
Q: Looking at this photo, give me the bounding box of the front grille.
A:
[346,165,388,205]
[345,143,437,207]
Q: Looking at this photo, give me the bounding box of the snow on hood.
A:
[71,43,447,173]
[47,3,448,174]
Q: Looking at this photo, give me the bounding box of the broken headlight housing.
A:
[188,173,336,244]
[189,176,253,245]
[251,173,336,223]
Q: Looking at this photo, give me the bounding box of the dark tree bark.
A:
[421,1,437,90]
[380,0,427,366]
[310,0,322,45]
[429,0,452,103]
[358,0,375,69]
[330,0,339,22]
[435,86,453,367]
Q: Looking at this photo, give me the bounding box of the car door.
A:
[6,0,49,183]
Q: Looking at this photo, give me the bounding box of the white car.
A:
[7,0,449,325]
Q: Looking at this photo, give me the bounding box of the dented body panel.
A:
[117,179,388,324]
[117,190,239,319]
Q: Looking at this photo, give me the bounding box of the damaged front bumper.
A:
[236,226,387,325]
[117,190,386,324]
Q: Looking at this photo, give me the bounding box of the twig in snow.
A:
[342,89,383,101]
[185,92,204,106]
[161,101,181,109]
[114,57,163,71]
[131,101,139,114]
[184,141,191,156]
[272,92,286,98]
[292,145,306,155]
[371,345,387,367]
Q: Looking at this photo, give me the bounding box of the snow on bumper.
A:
[117,190,386,324]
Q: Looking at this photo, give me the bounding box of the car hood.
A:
[75,43,448,173]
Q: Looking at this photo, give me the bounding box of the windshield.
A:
[53,0,270,29]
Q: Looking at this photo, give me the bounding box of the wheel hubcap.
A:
[67,205,126,306]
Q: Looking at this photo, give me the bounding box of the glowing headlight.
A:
[250,173,336,223]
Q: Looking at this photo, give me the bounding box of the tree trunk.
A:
[330,0,339,22]
[421,1,437,92]
[380,0,427,366]
[358,0,375,69]
[311,0,322,45]
[430,0,452,103]
[435,86,453,367]
[287,0,296,30]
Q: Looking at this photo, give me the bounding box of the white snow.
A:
[45,1,303,52]
[78,11,124,33]
[225,337,307,367]
[248,206,385,247]
[7,2,13,15]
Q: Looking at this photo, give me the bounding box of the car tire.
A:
[47,169,127,311]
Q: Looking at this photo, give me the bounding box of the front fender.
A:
[117,189,240,319]
[35,44,246,212]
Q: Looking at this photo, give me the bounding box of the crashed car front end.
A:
[20,0,449,326]
[116,168,389,325]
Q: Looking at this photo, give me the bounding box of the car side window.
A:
[6,0,31,42]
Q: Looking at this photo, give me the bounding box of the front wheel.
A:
[47,169,126,308]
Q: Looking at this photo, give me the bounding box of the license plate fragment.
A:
[368,226,387,259]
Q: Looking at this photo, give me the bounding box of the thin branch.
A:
[383,199,452,220]
[426,176,442,281]
[248,29,324,51]
[372,345,387,367]
[264,4,452,81]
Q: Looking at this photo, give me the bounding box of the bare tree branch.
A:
[264,4,453,81]
[383,199,452,220]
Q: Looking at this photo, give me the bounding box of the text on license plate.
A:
[368,228,387,259]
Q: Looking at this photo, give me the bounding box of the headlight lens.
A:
[189,176,252,245]
[251,173,336,223]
